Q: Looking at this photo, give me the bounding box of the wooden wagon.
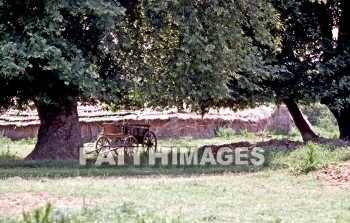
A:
[90,122,157,156]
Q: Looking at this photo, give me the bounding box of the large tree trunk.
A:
[283,99,318,141]
[329,108,350,140]
[26,101,83,160]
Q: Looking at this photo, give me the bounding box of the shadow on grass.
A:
[0,146,292,178]
[0,163,275,179]
[0,155,290,179]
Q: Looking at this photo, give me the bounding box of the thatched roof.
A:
[0,105,276,127]
[0,109,39,126]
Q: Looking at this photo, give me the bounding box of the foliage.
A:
[239,129,254,138]
[23,203,53,223]
[0,0,282,113]
[301,103,337,126]
[0,0,134,110]
[316,0,350,111]
[265,0,333,103]
[266,143,350,174]
[281,142,335,175]
[214,127,235,139]
[126,0,280,113]
[0,0,145,159]
[301,103,339,138]
[267,0,350,138]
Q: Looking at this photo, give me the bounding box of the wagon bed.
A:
[88,122,157,157]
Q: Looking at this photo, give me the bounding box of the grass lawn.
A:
[1,133,350,222]
[0,171,350,222]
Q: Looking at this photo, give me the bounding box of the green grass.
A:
[17,202,183,223]
[0,135,37,146]
[1,133,350,222]
[0,134,265,161]
[1,140,349,178]
[266,142,350,175]
[0,165,263,178]
[270,142,334,175]
[1,171,350,222]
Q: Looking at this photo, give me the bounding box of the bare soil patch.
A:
[0,192,83,217]
[255,137,350,151]
[315,163,350,189]
[256,139,303,150]
[201,137,350,154]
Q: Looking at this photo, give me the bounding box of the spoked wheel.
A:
[143,131,157,154]
[95,137,111,157]
[123,136,138,156]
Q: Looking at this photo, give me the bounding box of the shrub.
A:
[283,142,335,175]
[23,203,53,223]
[239,129,253,138]
[214,126,235,138]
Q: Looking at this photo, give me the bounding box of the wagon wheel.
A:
[143,131,157,154]
[123,135,138,156]
[95,136,111,157]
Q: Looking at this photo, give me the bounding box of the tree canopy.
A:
[0,0,132,110]
[125,0,279,113]
[0,0,137,159]
[2,0,350,159]
[266,0,350,139]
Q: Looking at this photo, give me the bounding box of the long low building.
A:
[0,105,293,142]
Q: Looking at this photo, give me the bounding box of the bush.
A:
[239,129,253,138]
[23,203,53,223]
[214,127,235,138]
[282,142,335,175]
